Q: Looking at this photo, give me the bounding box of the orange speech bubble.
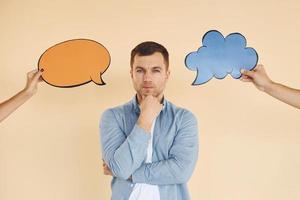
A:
[38,39,110,87]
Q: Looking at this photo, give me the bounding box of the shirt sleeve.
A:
[100,109,150,180]
[131,110,199,185]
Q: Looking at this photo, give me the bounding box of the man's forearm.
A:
[131,111,199,185]
[131,155,198,185]
[100,109,151,180]
[103,126,150,180]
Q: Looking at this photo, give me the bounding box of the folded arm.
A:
[131,111,199,185]
[100,109,150,180]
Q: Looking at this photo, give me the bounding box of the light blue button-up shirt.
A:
[100,96,199,200]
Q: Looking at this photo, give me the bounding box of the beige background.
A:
[1,0,300,199]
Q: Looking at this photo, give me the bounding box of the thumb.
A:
[27,69,38,79]
[32,70,43,83]
[255,64,264,71]
[241,69,254,78]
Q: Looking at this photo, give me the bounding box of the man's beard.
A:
[139,89,162,98]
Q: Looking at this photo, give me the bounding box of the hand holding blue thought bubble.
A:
[185,30,258,85]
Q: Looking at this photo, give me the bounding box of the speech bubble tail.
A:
[191,68,213,85]
[91,73,105,85]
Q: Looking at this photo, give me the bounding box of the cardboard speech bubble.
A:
[185,30,258,85]
[38,39,110,88]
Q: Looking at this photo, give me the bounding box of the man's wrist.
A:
[137,115,152,133]
[137,120,151,133]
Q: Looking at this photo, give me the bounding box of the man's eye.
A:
[153,69,161,73]
[136,69,143,73]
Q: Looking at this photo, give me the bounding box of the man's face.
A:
[130,52,170,98]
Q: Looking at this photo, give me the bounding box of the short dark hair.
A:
[130,41,169,69]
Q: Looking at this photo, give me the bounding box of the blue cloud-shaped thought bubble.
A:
[185,30,258,85]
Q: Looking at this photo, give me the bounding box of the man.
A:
[0,69,43,122]
[241,64,300,109]
[100,41,199,200]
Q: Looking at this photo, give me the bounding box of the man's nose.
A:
[143,71,152,82]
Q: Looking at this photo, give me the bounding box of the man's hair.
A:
[130,41,169,69]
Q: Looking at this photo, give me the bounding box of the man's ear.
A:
[166,70,170,79]
[130,68,133,79]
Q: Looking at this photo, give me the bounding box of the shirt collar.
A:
[132,94,167,114]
